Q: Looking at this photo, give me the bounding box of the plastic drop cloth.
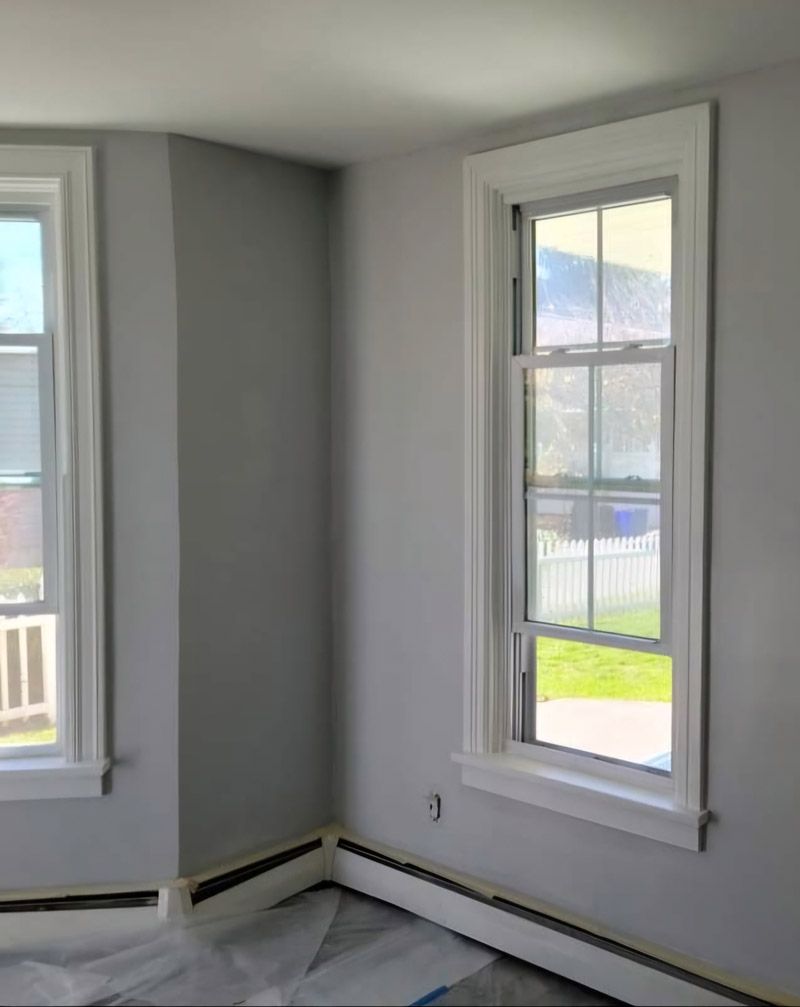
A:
[434,957,618,1006]
[0,886,498,1007]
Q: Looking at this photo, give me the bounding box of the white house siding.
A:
[0,351,40,475]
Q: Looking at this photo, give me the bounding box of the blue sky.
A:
[0,219,44,333]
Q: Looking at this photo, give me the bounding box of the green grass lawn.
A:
[0,567,42,601]
[0,725,56,747]
[536,608,671,702]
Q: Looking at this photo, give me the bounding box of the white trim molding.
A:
[0,145,105,797]
[0,756,108,801]
[459,105,712,847]
[453,752,707,850]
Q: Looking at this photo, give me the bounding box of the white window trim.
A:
[456,105,712,849]
[0,146,107,799]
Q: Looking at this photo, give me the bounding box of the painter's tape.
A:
[411,986,449,1006]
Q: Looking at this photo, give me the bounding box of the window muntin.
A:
[514,191,674,773]
[0,212,59,754]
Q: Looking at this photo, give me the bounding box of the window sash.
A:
[505,737,674,791]
[511,345,674,648]
[519,179,676,357]
[510,345,675,773]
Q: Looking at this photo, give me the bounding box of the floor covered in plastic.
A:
[0,883,619,1006]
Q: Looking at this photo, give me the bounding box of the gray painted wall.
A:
[0,129,180,887]
[0,128,332,888]
[330,59,800,993]
[169,136,332,874]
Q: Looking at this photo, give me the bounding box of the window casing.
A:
[457,106,712,849]
[0,146,105,799]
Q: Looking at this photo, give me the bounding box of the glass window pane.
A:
[525,360,663,638]
[535,210,597,347]
[602,199,671,344]
[527,493,589,627]
[0,614,57,747]
[527,366,589,486]
[0,219,44,334]
[0,347,44,604]
[594,502,661,639]
[535,636,671,769]
[596,362,661,487]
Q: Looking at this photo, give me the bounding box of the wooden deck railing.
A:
[0,614,56,730]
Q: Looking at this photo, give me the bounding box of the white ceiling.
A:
[3,0,800,167]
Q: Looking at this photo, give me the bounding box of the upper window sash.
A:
[519,179,676,357]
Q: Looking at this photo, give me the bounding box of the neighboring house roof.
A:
[536,247,670,345]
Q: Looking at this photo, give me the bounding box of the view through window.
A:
[0,217,58,751]
[516,195,672,771]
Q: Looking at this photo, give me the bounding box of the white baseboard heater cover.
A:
[332,839,766,1007]
[0,837,326,949]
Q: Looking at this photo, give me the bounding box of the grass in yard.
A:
[0,567,42,601]
[595,607,659,640]
[0,725,56,746]
[536,608,671,703]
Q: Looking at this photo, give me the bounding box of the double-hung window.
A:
[0,146,105,799]
[513,189,674,767]
[458,107,712,849]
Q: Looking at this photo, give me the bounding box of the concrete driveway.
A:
[535,698,671,766]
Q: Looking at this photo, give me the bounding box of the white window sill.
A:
[0,757,110,800]
[452,752,708,850]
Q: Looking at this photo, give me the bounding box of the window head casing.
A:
[0,146,105,799]
[457,106,712,849]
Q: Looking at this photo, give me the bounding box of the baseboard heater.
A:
[0,839,324,915]
[0,835,326,947]
[0,890,158,913]
[0,833,779,1005]
[333,838,770,1007]
[190,836,322,905]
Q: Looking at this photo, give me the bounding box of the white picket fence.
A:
[533,531,660,622]
[0,614,56,729]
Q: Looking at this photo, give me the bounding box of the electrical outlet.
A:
[427,791,441,823]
